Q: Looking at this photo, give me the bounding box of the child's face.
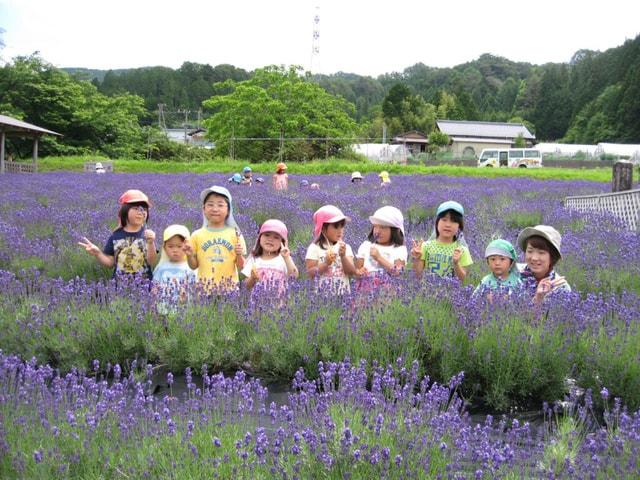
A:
[487,255,512,279]
[126,205,147,228]
[525,243,551,279]
[203,194,229,228]
[436,214,460,242]
[244,172,252,178]
[164,235,186,262]
[372,224,392,245]
[259,231,283,254]
[323,221,345,244]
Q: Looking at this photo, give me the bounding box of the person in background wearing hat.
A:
[153,224,196,314]
[241,219,298,297]
[241,166,253,185]
[354,206,408,296]
[183,186,246,292]
[517,225,570,303]
[228,173,243,185]
[273,162,288,191]
[351,171,363,183]
[473,239,522,298]
[95,162,106,174]
[379,171,391,187]
[305,205,356,294]
[411,201,473,281]
[79,189,156,279]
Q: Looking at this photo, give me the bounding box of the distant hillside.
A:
[60,34,640,142]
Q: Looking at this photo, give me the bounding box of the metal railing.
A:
[564,189,640,231]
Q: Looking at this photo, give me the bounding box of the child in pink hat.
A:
[305,205,356,294]
[241,219,298,296]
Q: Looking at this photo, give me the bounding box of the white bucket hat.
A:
[517,225,562,258]
[369,206,404,235]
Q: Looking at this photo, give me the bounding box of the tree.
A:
[428,130,450,152]
[202,65,358,161]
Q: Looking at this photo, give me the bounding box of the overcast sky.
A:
[1,0,639,77]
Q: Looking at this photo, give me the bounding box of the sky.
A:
[1,0,639,77]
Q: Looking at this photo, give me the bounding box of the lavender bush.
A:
[1,353,639,479]
[0,172,639,411]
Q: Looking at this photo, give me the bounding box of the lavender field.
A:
[1,172,640,478]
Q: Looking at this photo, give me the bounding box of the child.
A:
[351,171,363,183]
[79,189,156,279]
[473,239,521,297]
[379,171,391,187]
[241,166,253,185]
[184,186,247,292]
[228,173,242,184]
[305,205,356,294]
[273,162,288,191]
[411,201,473,281]
[153,225,196,313]
[355,206,407,280]
[241,219,298,295]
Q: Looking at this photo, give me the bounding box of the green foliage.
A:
[428,131,450,151]
[0,54,147,157]
[203,65,358,162]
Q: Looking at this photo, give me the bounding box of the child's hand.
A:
[182,242,194,257]
[410,239,423,259]
[452,247,462,265]
[355,266,368,278]
[144,229,156,244]
[325,251,337,265]
[234,242,244,256]
[370,245,380,261]
[337,241,346,257]
[251,265,260,282]
[281,247,290,258]
[78,237,100,257]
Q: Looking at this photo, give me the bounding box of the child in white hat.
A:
[355,206,407,277]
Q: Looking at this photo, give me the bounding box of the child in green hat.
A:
[473,238,522,297]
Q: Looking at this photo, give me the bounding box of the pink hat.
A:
[369,206,405,235]
[313,205,349,239]
[259,219,288,245]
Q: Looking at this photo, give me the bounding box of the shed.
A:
[391,130,429,155]
[0,114,62,173]
[436,120,535,158]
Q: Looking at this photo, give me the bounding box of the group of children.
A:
[79,185,570,309]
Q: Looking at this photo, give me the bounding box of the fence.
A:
[564,189,640,231]
[4,162,36,173]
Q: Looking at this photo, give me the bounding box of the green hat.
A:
[485,239,517,262]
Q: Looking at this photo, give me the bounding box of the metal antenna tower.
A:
[310,6,320,73]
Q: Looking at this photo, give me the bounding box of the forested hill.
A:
[49,35,630,143]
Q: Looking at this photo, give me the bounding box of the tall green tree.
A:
[203,65,358,161]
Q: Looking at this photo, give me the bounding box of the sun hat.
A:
[258,219,288,245]
[243,166,252,174]
[256,177,265,184]
[378,171,390,180]
[369,206,405,235]
[351,171,363,181]
[485,238,517,261]
[436,201,464,217]
[163,224,191,243]
[228,173,243,184]
[300,179,309,187]
[199,185,237,229]
[310,183,320,189]
[313,205,350,239]
[517,225,562,258]
[276,162,287,172]
[119,189,151,207]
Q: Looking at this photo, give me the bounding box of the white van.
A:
[478,148,542,168]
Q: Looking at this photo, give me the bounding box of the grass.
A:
[36,155,620,182]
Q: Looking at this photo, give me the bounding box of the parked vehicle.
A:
[478,148,542,168]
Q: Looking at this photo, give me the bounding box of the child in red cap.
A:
[78,189,157,279]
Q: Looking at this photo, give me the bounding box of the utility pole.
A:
[157,104,167,131]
